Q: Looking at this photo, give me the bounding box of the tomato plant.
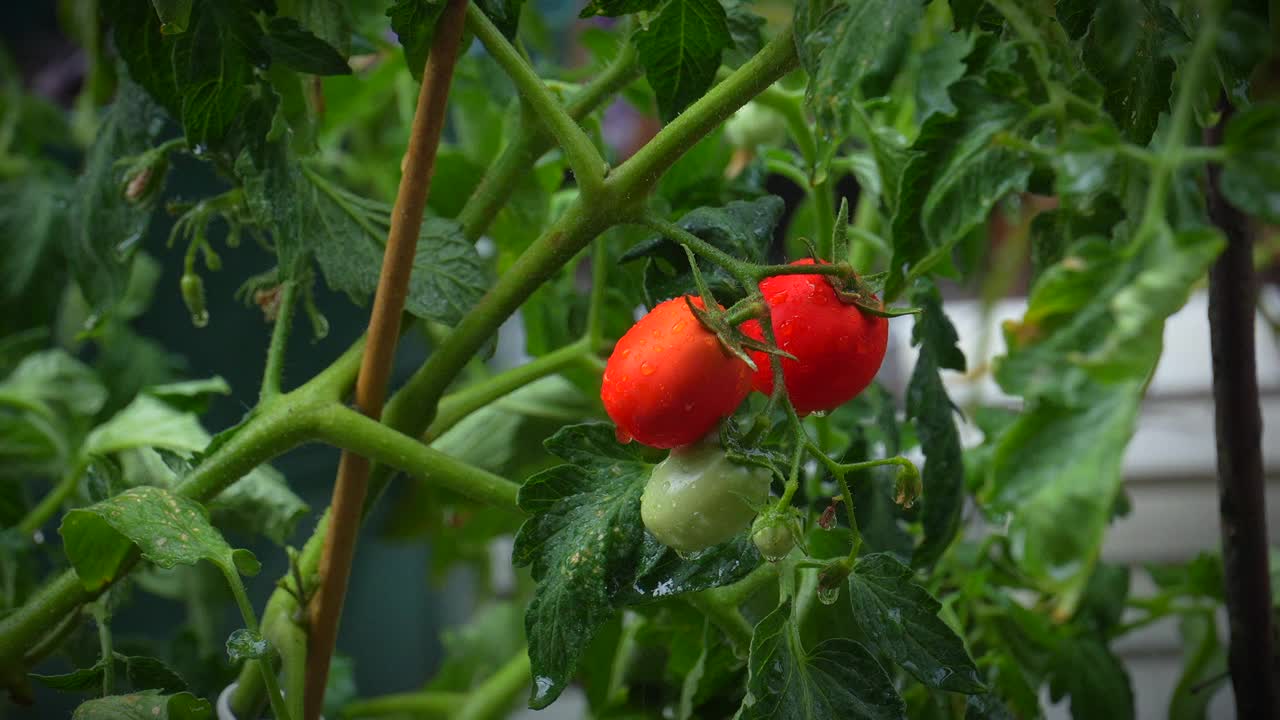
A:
[0,1,1277,719]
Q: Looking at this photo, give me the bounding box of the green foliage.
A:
[740,601,905,719]
[2,1,1269,718]
[634,0,733,122]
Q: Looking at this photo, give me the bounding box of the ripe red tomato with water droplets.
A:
[742,259,888,415]
[602,296,753,449]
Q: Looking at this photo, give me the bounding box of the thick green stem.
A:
[260,280,299,401]
[466,4,606,197]
[425,338,591,441]
[304,404,521,511]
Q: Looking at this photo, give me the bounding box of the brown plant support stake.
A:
[303,1,470,718]
[1205,97,1278,719]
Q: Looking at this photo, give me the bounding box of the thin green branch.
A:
[260,280,299,401]
[610,25,800,195]
[457,650,532,720]
[466,4,606,198]
[303,403,522,511]
[93,602,113,696]
[16,457,89,537]
[425,338,592,441]
[221,565,293,720]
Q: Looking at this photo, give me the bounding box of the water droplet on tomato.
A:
[621,348,631,357]
[615,427,633,443]
[672,320,686,332]
[773,290,789,303]
[684,402,694,412]
[640,362,656,376]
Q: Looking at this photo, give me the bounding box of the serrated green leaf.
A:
[477,0,525,39]
[723,0,766,66]
[795,0,922,138]
[107,0,182,117]
[1221,102,1280,223]
[263,17,352,76]
[739,600,905,719]
[1,349,107,420]
[1079,0,1184,145]
[915,31,974,123]
[69,80,168,317]
[617,532,760,604]
[210,463,309,545]
[1048,637,1135,720]
[73,691,212,720]
[512,425,650,708]
[31,660,111,693]
[889,79,1032,297]
[172,3,261,150]
[907,281,965,567]
[149,0,193,33]
[0,173,70,314]
[634,0,732,122]
[85,395,209,458]
[847,553,983,693]
[61,486,237,592]
[226,628,270,662]
[624,196,784,307]
[387,0,446,79]
[1052,123,1133,211]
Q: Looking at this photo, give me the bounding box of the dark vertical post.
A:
[1205,99,1278,719]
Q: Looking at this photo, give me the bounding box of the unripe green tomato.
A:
[640,442,771,554]
[751,523,795,562]
[724,102,787,149]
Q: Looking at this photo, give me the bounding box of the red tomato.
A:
[602,296,753,449]
[741,259,888,415]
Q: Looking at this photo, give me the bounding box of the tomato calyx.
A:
[894,461,922,509]
[813,198,922,318]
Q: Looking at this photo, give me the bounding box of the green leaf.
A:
[245,150,489,323]
[1048,637,1135,720]
[739,601,905,719]
[73,692,212,720]
[795,0,922,138]
[142,377,231,414]
[616,532,761,604]
[107,0,181,117]
[60,486,237,592]
[477,0,525,39]
[1052,123,1134,212]
[907,281,965,567]
[847,554,983,693]
[69,80,168,317]
[580,0,659,18]
[623,196,785,307]
[210,463,309,545]
[426,602,525,692]
[85,395,209,458]
[1078,0,1184,145]
[31,660,111,693]
[634,0,732,122]
[149,0,194,33]
[915,31,974,123]
[387,0,446,79]
[986,383,1143,613]
[171,3,262,150]
[889,79,1033,297]
[1221,102,1280,223]
[0,173,70,313]
[1168,611,1226,720]
[1,349,107,420]
[512,424,651,708]
[263,17,352,76]
[226,629,271,662]
[31,653,188,695]
[723,0,766,66]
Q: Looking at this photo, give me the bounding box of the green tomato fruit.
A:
[751,523,795,563]
[724,102,787,149]
[640,441,772,554]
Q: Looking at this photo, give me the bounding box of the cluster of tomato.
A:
[601,259,890,555]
